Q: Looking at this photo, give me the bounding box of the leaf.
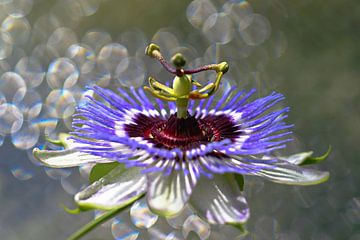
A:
[232,173,245,191]
[89,162,121,183]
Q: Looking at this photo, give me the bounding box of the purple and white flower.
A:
[33,44,329,227]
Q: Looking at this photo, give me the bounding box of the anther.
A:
[145,43,160,57]
[217,62,229,73]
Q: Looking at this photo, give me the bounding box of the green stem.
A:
[176,98,189,118]
[67,202,135,240]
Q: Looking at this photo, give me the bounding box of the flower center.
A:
[147,113,214,149]
[124,112,240,150]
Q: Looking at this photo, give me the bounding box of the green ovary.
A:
[173,75,192,118]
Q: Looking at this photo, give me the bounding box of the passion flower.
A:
[33,43,329,238]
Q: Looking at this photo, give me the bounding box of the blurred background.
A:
[0,0,359,239]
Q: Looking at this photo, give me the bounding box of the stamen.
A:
[144,43,229,120]
[184,62,229,74]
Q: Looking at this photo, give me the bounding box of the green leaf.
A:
[89,162,121,183]
[224,173,244,191]
[300,146,332,166]
[233,173,244,191]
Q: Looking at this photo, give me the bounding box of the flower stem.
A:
[67,203,133,240]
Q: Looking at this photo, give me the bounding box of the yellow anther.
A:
[217,62,229,73]
[145,43,161,57]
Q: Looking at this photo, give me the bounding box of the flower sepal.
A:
[33,147,113,168]
[227,222,248,237]
[45,133,73,149]
[74,165,147,211]
[279,146,331,166]
[62,204,91,215]
[33,133,113,168]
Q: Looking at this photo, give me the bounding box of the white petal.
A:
[256,161,329,185]
[33,148,112,168]
[190,174,249,225]
[183,215,211,239]
[75,166,146,210]
[146,170,197,217]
